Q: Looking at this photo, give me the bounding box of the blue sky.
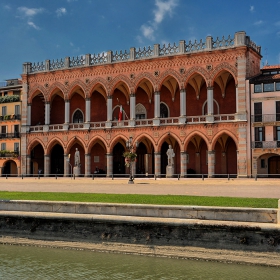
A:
[1,0,280,80]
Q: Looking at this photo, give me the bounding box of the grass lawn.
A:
[0,191,277,208]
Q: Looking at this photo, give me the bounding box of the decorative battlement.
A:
[23,31,261,74]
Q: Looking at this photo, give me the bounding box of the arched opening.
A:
[31,93,45,126]
[135,142,147,176]
[160,103,169,118]
[214,135,237,177]
[2,160,17,176]
[160,76,180,117]
[213,71,236,114]
[70,89,85,123]
[69,143,85,175]
[186,136,208,176]
[113,143,125,175]
[268,156,280,177]
[73,109,84,123]
[30,144,44,175]
[50,144,64,175]
[50,94,65,124]
[186,73,207,117]
[90,89,107,122]
[160,140,180,176]
[90,142,106,175]
[135,78,154,119]
[112,82,129,120]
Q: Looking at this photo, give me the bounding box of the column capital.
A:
[85,98,91,102]
[208,150,215,155]
[154,91,160,95]
[207,86,214,90]
[130,93,136,98]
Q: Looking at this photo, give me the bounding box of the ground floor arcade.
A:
[21,124,246,177]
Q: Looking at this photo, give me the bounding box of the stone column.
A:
[107,96,113,121]
[26,155,31,176]
[180,89,186,116]
[106,153,113,177]
[207,87,214,115]
[85,98,91,122]
[195,152,201,174]
[235,85,239,113]
[208,150,215,178]
[85,153,91,177]
[180,152,187,177]
[237,124,248,177]
[45,102,50,125]
[27,103,31,126]
[44,155,50,177]
[154,152,161,177]
[154,91,160,118]
[64,154,70,177]
[130,94,136,119]
[65,100,70,123]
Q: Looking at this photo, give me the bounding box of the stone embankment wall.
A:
[0,200,280,253]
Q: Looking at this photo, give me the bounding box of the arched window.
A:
[73,109,84,123]
[135,103,147,119]
[160,103,169,118]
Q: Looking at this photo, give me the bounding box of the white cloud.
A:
[249,5,254,12]
[17,7,44,18]
[27,21,40,30]
[56,7,67,17]
[254,20,263,25]
[141,25,155,41]
[139,0,178,41]
[154,0,178,24]
[4,5,11,10]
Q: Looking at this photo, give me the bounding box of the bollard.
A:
[178,174,180,180]
[228,174,230,181]
[112,174,113,180]
[56,174,57,180]
[6,174,7,179]
[38,174,40,180]
[255,174,257,181]
[73,174,75,180]
[202,174,204,181]
[154,174,157,180]
[92,174,94,180]
[22,174,23,179]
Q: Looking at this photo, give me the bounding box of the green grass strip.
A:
[0,191,277,208]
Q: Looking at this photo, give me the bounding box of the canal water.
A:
[1,244,280,279]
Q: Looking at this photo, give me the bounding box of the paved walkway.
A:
[0,177,280,198]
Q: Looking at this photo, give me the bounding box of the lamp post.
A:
[125,136,138,184]
[68,154,72,179]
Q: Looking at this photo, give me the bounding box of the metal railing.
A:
[251,114,280,123]
[0,132,20,139]
[251,141,280,148]
[0,114,21,121]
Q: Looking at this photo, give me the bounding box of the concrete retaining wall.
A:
[1,200,280,253]
[0,200,279,224]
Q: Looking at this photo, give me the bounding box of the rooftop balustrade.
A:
[23,32,261,74]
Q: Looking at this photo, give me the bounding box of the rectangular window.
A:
[255,127,265,141]
[276,101,280,121]
[260,159,265,168]
[263,83,274,92]
[254,102,262,122]
[14,143,19,152]
[1,143,6,150]
[15,105,20,115]
[1,125,7,134]
[276,82,280,91]
[2,106,7,116]
[276,126,280,141]
[136,114,146,119]
[254,84,262,93]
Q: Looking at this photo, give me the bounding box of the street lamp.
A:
[125,136,138,184]
[68,153,72,179]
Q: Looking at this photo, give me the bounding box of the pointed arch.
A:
[27,138,46,155]
[184,66,210,88]
[48,82,66,102]
[134,133,156,154]
[65,136,87,154]
[88,78,108,100]
[184,131,210,151]
[87,136,107,154]
[211,130,238,151]
[109,134,129,153]
[157,131,183,152]
[46,138,66,155]
[68,80,87,99]
[28,85,47,103]
[135,76,155,102]
[110,75,133,97]
[210,62,237,86]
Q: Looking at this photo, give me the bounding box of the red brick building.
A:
[20,31,261,177]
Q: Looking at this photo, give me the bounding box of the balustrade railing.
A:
[252,141,280,149]
[0,133,20,139]
[28,113,244,132]
[26,32,261,74]
[251,114,280,123]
